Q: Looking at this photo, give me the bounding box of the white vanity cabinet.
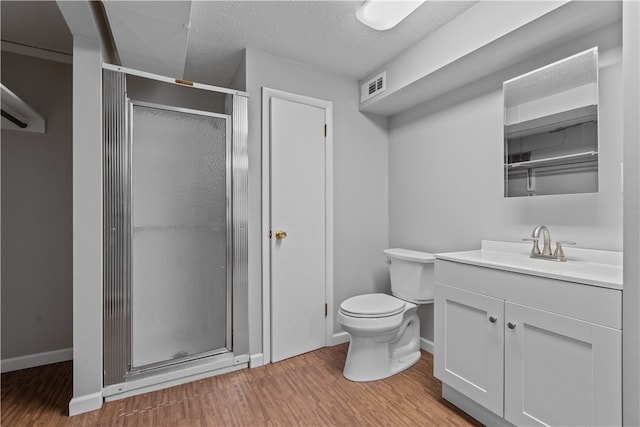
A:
[434,285,505,416]
[434,258,622,427]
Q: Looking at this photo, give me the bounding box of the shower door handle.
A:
[275,229,287,240]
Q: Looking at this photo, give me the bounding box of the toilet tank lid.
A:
[384,248,435,263]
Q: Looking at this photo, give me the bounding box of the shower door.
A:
[129,101,231,371]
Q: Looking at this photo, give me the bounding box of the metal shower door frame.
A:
[126,99,233,374]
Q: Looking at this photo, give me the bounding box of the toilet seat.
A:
[339,293,406,318]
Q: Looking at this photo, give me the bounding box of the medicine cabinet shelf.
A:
[1,83,45,133]
[506,150,598,169]
[505,104,597,139]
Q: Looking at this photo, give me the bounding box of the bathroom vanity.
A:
[434,241,622,427]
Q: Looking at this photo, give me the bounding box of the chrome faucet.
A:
[532,225,552,256]
[523,225,576,262]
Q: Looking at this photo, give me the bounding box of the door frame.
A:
[261,87,333,364]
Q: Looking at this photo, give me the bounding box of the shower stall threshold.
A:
[102,352,249,401]
[128,347,231,375]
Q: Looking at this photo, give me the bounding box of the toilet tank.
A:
[384,248,435,303]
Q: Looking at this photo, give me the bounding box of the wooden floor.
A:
[1,344,481,426]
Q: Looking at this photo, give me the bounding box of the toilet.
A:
[337,248,435,382]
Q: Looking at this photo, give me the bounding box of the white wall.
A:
[229,50,246,92]
[622,1,640,424]
[389,49,623,342]
[1,52,73,365]
[68,36,104,416]
[57,0,112,414]
[244,48,389,354]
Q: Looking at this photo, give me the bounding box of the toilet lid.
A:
[339,294,406,318]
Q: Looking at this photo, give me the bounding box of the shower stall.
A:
[101,65,248,398]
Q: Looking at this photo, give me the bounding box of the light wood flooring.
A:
[1,344,481,426]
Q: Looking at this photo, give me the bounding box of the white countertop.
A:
[436,240,622,290]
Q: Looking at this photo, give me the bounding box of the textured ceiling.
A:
[184,1,477,86]
[103,1,193,78]
[0,1,477,89]
[0,0,72,55]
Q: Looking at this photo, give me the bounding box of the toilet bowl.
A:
[338,293,421,381]
[337,248,435,382]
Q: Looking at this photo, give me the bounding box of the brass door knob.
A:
[275,229,287,240]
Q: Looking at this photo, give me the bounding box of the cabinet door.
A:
[504,302,621,426]
[434,284,504,416]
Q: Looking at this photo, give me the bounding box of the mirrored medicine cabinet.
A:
[503,47,599,197]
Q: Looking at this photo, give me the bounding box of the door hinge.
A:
[325,303,328,317]
[324,124,327,137]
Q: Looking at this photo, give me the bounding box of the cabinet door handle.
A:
[489,316,498,323]
[507,322,516,329]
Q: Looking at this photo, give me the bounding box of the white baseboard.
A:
[332,331,350,345]
[69,391,103,416]
[249,352,264,368]
[1,347,73,373]
[420,337,434,354]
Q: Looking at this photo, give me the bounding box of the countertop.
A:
[436,240,622,290]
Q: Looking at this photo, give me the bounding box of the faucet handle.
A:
[554,241,576,261]
[557,240,576,245]
[522,237,541,256]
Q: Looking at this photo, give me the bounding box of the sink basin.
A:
[436,240,622,290]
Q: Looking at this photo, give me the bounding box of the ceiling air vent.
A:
[360,72,386,103]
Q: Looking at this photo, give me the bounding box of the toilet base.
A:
[341,311,421,382]
[343,342,421,382]
[390,350,421,376]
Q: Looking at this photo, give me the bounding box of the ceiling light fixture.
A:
[356,0,426,31]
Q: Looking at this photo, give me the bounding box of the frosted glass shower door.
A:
[130,101,230,370]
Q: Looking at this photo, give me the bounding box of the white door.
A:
[434,284,505,417]
[504,302,622,427]
[269,95,327,362]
